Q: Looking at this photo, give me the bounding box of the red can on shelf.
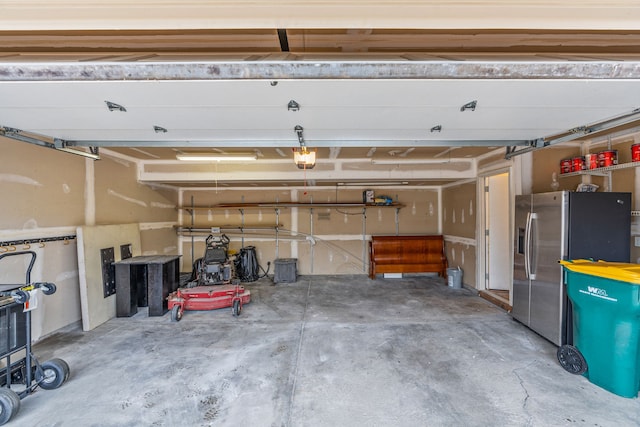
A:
[560,158,572,174]
[571,156,585,172]
[584,153,598,170]
[632,144,640,162]
[597,150,618,167]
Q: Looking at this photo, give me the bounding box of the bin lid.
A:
[559,259,640,284]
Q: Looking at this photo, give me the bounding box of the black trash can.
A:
[274,258,297,283]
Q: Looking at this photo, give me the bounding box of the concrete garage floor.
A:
[13,275,640,426]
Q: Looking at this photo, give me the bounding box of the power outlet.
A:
[635,236,640,247]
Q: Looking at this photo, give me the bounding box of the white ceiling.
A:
[4,1,640,32]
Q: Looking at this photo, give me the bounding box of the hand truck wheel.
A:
[37,358,70,390]
[40,283,57,295]
[11,290,29,304]
[0,388,21,425]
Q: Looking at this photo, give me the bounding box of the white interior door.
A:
[486,172,510,290]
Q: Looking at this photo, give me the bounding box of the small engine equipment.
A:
[234,246,271,282]
[168,234,250,321]
[190,234,233,286]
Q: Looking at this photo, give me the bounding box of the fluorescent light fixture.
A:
[176,154,257,162]
[337,181,409,187]
[0,126,100,160]
[53,138,101,160]
[371,159,451,165]
[56,147,100,160]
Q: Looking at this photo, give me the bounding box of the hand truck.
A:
[0,251,70,425]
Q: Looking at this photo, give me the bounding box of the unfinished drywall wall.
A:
[1,138,180,340]
[1,138,86,339]
[77,223,141,331]
[1,138,86,229]
[441,181,477,288]
[532,146,583,193]
[445,242,477,288]
[94,154,178,252]
[94,156,178,225]
[180,187,439,276]
[140,227,179,256]
[28,241,81,340]
[476,150,502,167]
[442,182,476,239]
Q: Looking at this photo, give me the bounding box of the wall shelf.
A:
[176,225,281,233]
[556,161,640,217]
[559,160,640,178]
[178,202,404,211]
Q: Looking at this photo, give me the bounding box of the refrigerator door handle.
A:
[525,212,537,280]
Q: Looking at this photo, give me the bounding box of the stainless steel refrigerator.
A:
[512,191,631,346]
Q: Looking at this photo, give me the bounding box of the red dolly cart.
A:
[0,251,70,425]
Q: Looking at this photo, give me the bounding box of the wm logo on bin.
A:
[587,286,608,297]
[579,286,617,302]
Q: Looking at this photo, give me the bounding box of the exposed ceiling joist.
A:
[277,29,290,52]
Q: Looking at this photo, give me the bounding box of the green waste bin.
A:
[559,259,640,398]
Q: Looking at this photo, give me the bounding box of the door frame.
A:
[476,167,513,301]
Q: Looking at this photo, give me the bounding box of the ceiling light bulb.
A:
[293,147,316,169]
[176,154,257,162]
